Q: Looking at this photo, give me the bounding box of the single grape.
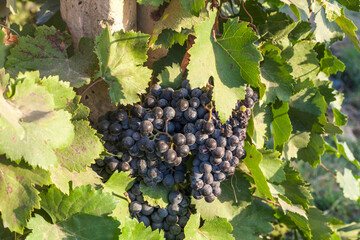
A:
[205,138,217,150]
[177,99,189,112]
[204,193,215,203]
[139,215,150,227]
[169,191,183,204]
[164,106,176,120]
[130,201,142,214]
[140,120,153,135]
[173,133,186,146]
[176,145,190,158]
[200,184,212,196]
[109,123,122,135]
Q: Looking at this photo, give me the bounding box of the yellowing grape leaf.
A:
[0,156,52,233]
[0,75,74,169]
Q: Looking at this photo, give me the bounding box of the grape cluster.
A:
[94,80,258,203]
[127,181,192,240]
[190,87,257,202]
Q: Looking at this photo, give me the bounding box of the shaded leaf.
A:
[27,214,120,240]
[230,200,275,240]
[140,182,171,208]
[6,27,96,87]
[193,171,252,220]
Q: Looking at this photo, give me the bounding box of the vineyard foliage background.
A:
[0,0,360,239]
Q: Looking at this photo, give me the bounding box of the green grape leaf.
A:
[259,149,285,184]
[313,72,337,105]
[150,0,207,48]
[323,1,360,51]
[315,44,345,76]
[193,171,252,220]
[27,214,120,240]
[64,95,90,121]
[137,0,167,7]
[280,0,310,20]
[0,157,52,233]
[276,194,307,218]
[40,185,118,223]
[55,120,104,172]
[140,182,171,208]
[298,133,325,167]
[49,166,102,195]
[282,41,320,83]
[230,200,275,240]
[94,26,151,105]
[6,27,96,87]
[104,171,135,197]
[279,164,312,209]
[336,168,360,201]
[243,142,273,200]
[333,108,347,126]
[155,29,189,49]
[335,0,360,11]
[188,11,262,122]
[184,213,234,239]
[283,131,311,160]
[110,197,131,225]
[272,102,292,149]
[0,76,74,169]
[288,88,325,133]
[333,137,360,169]
[312,2,344,45]
[251,103,272,147]
[288,212,311,239]
[179,0,206,16]
[308,207,332,240]
[158,63,183,89]
[260,48,293,104]
[103,171,134,223]
[119,217,165,240]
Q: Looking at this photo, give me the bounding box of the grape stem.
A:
[320,163,336,178]
[80,78,103,97]
[253,195,281,207]
[124,192,132,203]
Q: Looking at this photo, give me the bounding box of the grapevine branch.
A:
[80,78,103,97]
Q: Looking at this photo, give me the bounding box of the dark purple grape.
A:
[98,120,110,132]
[130,201,142,213]
[173,133,186,146]
[151,84,162,96]
[145,95,157,108]
[165,149,177,163]
[156,140,169,153]
[164,107,176,120]
[203,122,215,135]
[177,99,189,112]
[205,193,215,203]
[205,138,217,150]
[140,120,153,135]
[141,204,154,216]
[176,145,189,158]
[201,184,212,196]
[109,123,122,135]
